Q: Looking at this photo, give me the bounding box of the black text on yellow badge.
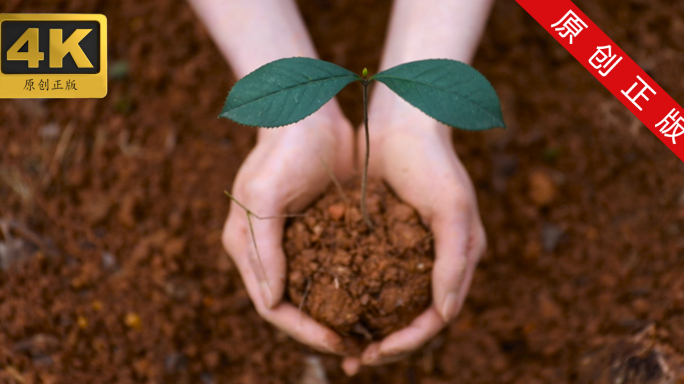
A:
[0,14,107,98]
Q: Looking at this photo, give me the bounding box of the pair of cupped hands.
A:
[222,96,486,376]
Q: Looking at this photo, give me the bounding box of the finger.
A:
[247,212,287,308]
[430,203,472,323]
[341,357,361,376]
[361,307,445,365]
[224,220,347,354]
[225,197,287,309]
[232,168,295,309]
[361,343,410,366]
[453,248,477,315]
[454,224,486,312]
[260,302,347,355]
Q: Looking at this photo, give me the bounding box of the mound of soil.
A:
[284,180,434,339]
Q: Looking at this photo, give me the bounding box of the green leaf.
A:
[372,59,505,130]
[220,57,360,127]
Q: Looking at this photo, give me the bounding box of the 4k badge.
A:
[0,14,107,98]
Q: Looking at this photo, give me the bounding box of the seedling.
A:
[220,57,505,227]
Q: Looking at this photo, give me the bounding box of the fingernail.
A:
[361,344,380,365]
[441,292,459,322]
[259,281,275,308]
[323,334,345,355]
[342,358,361,376]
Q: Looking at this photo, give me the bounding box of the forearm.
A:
[188,0,317,77]
[380,0,494,69]
[188,0,346,139]
[370,0,495,134]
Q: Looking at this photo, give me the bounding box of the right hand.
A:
[222,103,355,354]
[342,101,487,374]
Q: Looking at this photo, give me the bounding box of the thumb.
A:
[430,206,479,323]
[224,187,288,310]
[244,210,287,309]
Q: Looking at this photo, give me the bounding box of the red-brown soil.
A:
[577,326,684,384]
[285,180,433,340]
[1,0,684,383]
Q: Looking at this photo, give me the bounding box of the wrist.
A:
[367,85,451,142]
[256,100,350,143]
[189,0,318,79]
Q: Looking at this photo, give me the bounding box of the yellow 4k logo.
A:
[7,27,94,68]
[0,13,107,98]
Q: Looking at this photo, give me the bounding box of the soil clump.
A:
[285,180,433,339]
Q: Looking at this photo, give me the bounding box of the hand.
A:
[222,104,355,354]
[342,106,487,374]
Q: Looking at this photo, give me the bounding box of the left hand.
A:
[342,106,487,375]
[222,104,356,355]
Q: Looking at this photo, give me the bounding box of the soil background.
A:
[1,0,684,383]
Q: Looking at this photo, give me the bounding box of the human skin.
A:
[188,0,494,374]
[342,0,494,373]
[188,0,355,354]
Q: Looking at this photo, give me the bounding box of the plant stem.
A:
[361,79,373,229]
[223,191,272,299]
[223,191,306,301]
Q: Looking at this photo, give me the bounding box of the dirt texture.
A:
[2,0,684,383]
[285,180,433,340]
[577,326,684,384]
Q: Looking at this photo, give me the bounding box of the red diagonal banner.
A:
[515,0,684,162]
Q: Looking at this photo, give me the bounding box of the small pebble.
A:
[101,251,118,271]
[164,352,187,374]
[528,170,556,206]
[541,224,564,252]
[39,123,60,140]
[299,355,330,384]
[32,355,54,367]
[327,204,345,220]
[92,300,103,311]
[124,312,141,329]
